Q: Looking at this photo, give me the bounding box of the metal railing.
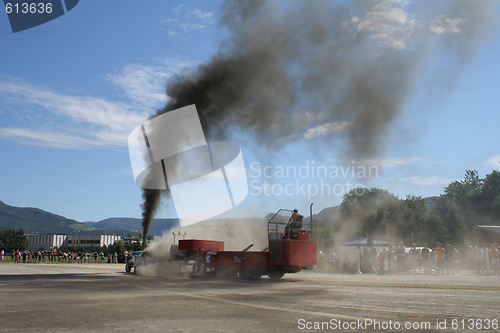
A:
[267,204,314,241]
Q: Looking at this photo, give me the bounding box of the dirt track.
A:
[0,264,499,332]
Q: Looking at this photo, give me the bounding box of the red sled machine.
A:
[170,204,317,280]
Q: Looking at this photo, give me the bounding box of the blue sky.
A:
[0,0,499,223]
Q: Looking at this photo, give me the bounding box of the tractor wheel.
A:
[202,267,217,279]
[214,269,238,279]
[125,264,132,273]
[179,260,193,276]
[239,270,262,280]
[268,270,284,281]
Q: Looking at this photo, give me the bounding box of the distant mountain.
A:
[0,196,437,236]
[0,200,105,234]
[87,217,179,236]
[314,206,339,224]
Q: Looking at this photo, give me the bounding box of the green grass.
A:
[0,256,125,264]
[0,256,13,263]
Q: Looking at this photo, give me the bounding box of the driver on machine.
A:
[284,209,302,237]
[288,209,300,225]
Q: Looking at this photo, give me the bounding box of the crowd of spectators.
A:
[320,241,500,275]
[6,250,122,264]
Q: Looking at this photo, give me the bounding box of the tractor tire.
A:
[125,264,132,273]
[179,260,193,276]
[239,270,262,280]
[215,269,238,279]
[268,270,284,281]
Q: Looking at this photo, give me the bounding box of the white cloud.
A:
[400,176,454,186]
[0,128,105,149]
[172,5,214,22]
[179,23,206,31]
[0,58,194,149]
[303,121,351,139]
[107,58,194,107]
[430,15,466,34]
[486,155,500,169]
[292,109,322,127]
[0,80,143,128]
[162,18,179,25]
[188,9,214,22]
[172,4,187,15]
[354,157,422,168]
[0,80,146,148]
[162,5,215,36]
[352,0,421,49]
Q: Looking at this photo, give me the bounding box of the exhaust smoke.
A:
[139,0,495,244]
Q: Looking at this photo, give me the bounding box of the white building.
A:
[26,234,122,251]
[26,234,67,251]
[67,234,121,248]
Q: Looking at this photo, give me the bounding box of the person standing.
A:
[396,242,406,273]
[1,249,4,261]
[466,246,474,272]
[387,245,396,273]
[452,248,461,274]
[436,243,446,275]
[14,249,20,264]
[409,243,420,272]
[329,249,337,271]
[421,244,430,274]
[482,243,490,275]
[377,250,385,275]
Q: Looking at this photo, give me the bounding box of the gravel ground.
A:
[0,263,499,332]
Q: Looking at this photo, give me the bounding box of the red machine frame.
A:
[170,204,317,280]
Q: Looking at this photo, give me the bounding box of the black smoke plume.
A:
[140,0,495,241]
[140,189,160,247]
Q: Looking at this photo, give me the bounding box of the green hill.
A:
[314,206,339,224]
[0,196,438,237]
[87,217,179,236]
[0,200,127,235]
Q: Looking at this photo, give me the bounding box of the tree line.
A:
[313,169,500,249]
[0,229,28,252]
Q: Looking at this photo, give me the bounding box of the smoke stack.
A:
[141,189,160,247]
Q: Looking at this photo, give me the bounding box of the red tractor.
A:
[170,204,317,280]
